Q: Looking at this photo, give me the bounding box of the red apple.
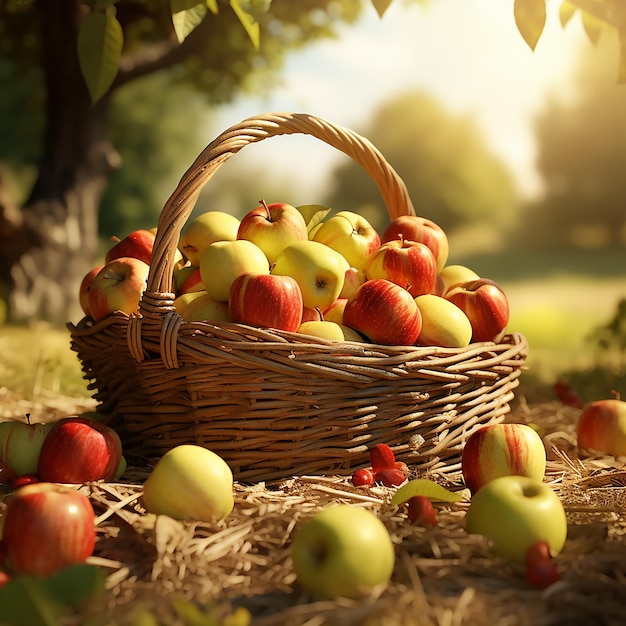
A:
[78,265,104,318]
[406,495,438,526]
[301,306,320,323]
[229,272,303,333]
[364,239,438,297]
[38,417,123,484]
[2,482,96,577]
[322,298,347,325]
[88,257,150,322]
[381,215,449,272]
[105,229,155,265]
[445,278,510,342]
[343,279,422,346]
[175,266,204,296]
[576,399,626,456]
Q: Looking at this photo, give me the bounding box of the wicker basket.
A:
[67,112,528,482]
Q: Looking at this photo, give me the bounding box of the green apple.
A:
[142,444,234,522]
[179,211,240,267]
[414,294,472,348]
[199,239,269,303]
[291,504,395,599]
[179,292,231,323]
[173,290,206,315]
[272,240,349,310]
[0,419,54,476]
[465,475,567,564]
[438,264,480,295]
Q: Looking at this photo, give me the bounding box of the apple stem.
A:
[25,413,31,425]
[260,199,272,222]
[110,235,121,243]
[315,307,324,322]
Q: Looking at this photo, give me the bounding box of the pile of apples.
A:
[79,201,511,348]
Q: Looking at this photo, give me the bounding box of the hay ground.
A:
[1,389,625,626]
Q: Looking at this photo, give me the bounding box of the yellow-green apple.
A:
[365,239,438,297]
[0,418,54,477]
[174,265,204,295]
[179,211,240,266]
[179,292,231,323]
[322,298,347,325]
[438,264,480,295]
[343,279,422,346]
[272,240,349,310]
[237,200,308,264]
[576,399,626,456]
[2,482,96,577]
[465,475,567,564]
[37,416,123,484]
[312,211,381,270]
[105,229,155,265]
[142,444,234,522]
[199,239,269,302]
[297,319,346,341]
[173,290,206,315]
[79,265,104,318]
[461,423,547,494]
[414,294,472,348]
[88,257,150,322]
[291,504,395,599]
[382,215,449,272]
[340,266,366,299]
[445,278,509,343]
[230,272,303,332]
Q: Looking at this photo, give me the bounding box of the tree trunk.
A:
[0,0,119,325]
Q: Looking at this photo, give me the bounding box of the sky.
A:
[210,0,601,201]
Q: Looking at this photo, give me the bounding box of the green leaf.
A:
[230,0,260,50]
[559,1,576,27]
[391,478,465,506]
[171,1,208,43]
[296,204,332,235]
[371,0,393,18]
[513,0,547,51]
[77,8,123,103]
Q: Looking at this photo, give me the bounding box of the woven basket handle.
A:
[147,112,416,295]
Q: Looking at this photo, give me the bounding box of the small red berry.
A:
[351,467,375,487]
[369,444,396,471]
[525,540,552,566]
[374,467,407,487]
[406,495,438,526]
[525,558,561,588]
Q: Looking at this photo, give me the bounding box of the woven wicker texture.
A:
[68,112,528,482]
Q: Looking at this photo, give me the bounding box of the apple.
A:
[381,215,449,272]
[174,265,204,295]
[364,239,438,297]
[340,266,366,299]
[0,418,54,477]
[237,200,308,264]
[179,292,231,323]
[38,416,123,484]
[311,211,381,270]
[105,229,155,265]
[438,264,480,295]
[79,265,104,318]
[297,319,347,341]
[142,444,234,522]
[179,211,240,266]
[414,294,473,348]
[322,298,347,325]
[199,239,269,303]
[576,399,626,456]
[445,278,510,343]
[230,272,303,332]
[465,475,568,564]
[2,482,96,577]
[461,423,547,494]
[88,257,150,322]
[173,290,206,316]
[290,504,395,599]
[343,279,422,346]
[406,496,438,527]
[0,460,17,485]
[272,240,349,310]
[301,306,320,323]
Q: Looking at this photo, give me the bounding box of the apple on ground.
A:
[179,211,241,267]
[461,423,547,494]
[437,264,480,295]
[2,482,96,577]
[199,239,269,303]
[79,265,104,318]
[237,200,308,264]
[88,257,150,322]
[0,417,54,477]
[179,292,231,323]
[340,266,366,299]
[576,399,626,456]
[38,416,123,484]
[465,475,568,564]
[230,272,303,332]
[272,240,349,310]
[311,211,381,271]
[381,215,449,272]
[105,228,155,266]
[414,294,473,348]
[343,279,422,346]
[365,239,438,297]
[290,504,395,599]
[142,444,234,522]
[445,278,510,343]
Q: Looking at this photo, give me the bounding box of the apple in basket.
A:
[142,444,234,522]
[461,423,547,494]
[178,292,231,323]
[237,200,308,264]
[105,228,156,265]
[465,475,568,564]
[381,215,449,272]
[88,257,150,322]
[0,417,54,477]
[79,265,104,318]
[2,482,96,577]
[290,504,395,599]
[311,211,381,271]
[414,294,473,348]
[576,398,626,457]
[340,266,366,299]
[174,265,204,296]
[437,264,480,295]
[179,210,241,267]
